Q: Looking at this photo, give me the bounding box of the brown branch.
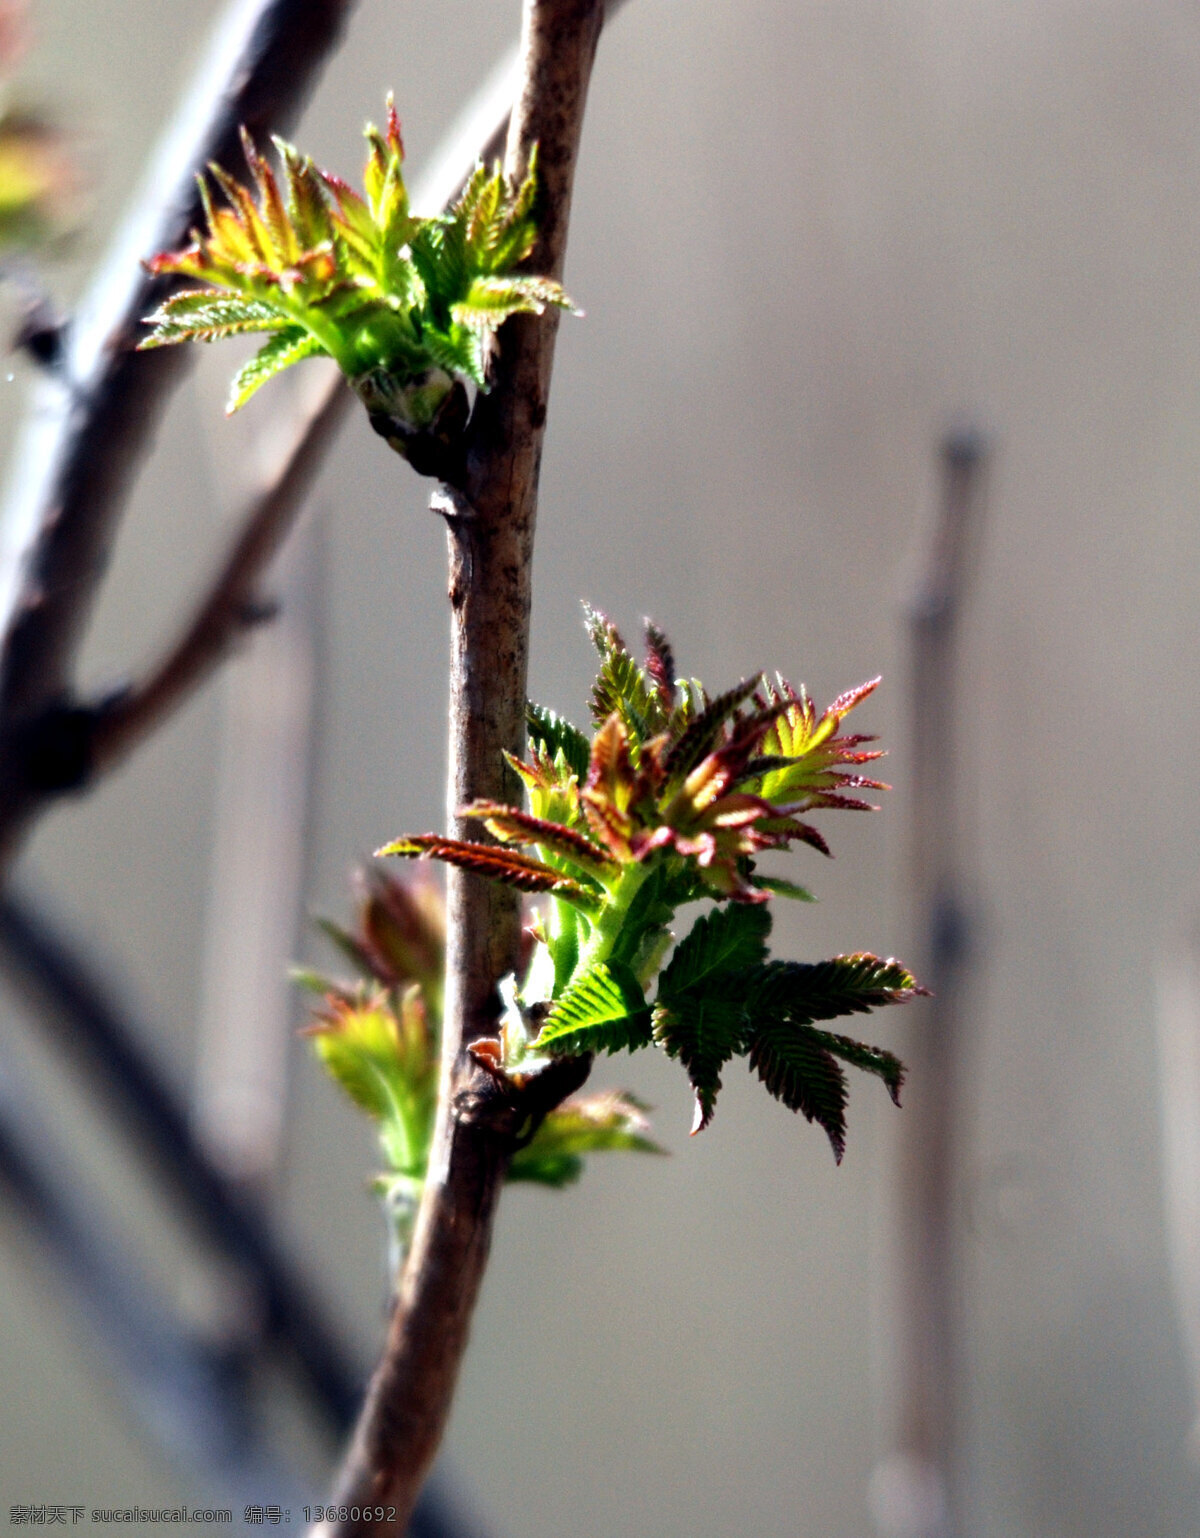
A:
[88,370,348,778]
[873,432,988,1538]
[0,0,359,869]
[317,3,608,1532]
[0,0,634,849]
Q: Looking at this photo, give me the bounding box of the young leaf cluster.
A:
[379,611,924,1158]
[299,868,662,1258]
[139,97,573,472]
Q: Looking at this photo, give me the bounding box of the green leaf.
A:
[532,961,651,1055]
[141,290,286,347]
[746,953,924,1027]
[453,274,571,330]
[813,1030,906,1106]
[507,1089,665,1187]
[583,604,663,742]
[526,701,591,783]
[652,906,770,1132]
[656,903,772,1004]
[227,326,325,412]
[745,1019,850,1160]
[652,993,746,1133]
[750,874,816,902]
[309,1001,409,1125]
[742,953,919,1159]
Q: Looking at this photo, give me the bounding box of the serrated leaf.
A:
[746,1019,850,1160]
[813,1030,905,1106]
[644,620,675,709]
[532,961,650,1055]
[141,290,286,347]
[742,952,919,1159]
[583,603,663,742]
[653,994,746,1133]
[657,903,772,1003]
[663,676,762,783]
[526,701,591,783]
[461,800,616,877]
[453,274,571,330]
[227,326,325,412]
[747,953,925,1026]
[377,834,600,910]
[507,1089,665,1187]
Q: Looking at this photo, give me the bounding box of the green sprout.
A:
[139,96,573,475]
[298,869,662,1264]
[380,609,924,1158]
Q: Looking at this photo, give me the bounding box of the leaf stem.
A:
[575,860,652,977]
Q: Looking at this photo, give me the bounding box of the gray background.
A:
[1,2,1198,1535]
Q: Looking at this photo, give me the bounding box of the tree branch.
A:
[317,4,608,1531]
[0,0,359,868]
[88,366,349,777]
[81,38,538,781]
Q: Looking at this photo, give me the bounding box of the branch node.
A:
[429,485,477,528]
[12,697,103,794]
[237,594,279,629]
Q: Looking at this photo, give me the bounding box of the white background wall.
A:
[1,2,1199,1535]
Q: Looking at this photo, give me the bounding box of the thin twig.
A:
[1,0,630,838]
[871,433,987,1538]
[0,890,482,1538]
[0,888,362,1431]
[0,0,359,868]
[318,4,608,1531]
[89,367,348,776]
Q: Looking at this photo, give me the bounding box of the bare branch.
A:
[0,0,359,867]
[870,432,988,1538]
[89,367,348,777]
[317,3,609,1530]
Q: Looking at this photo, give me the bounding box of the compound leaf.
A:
[526,701,591,783]
[653,992,746,1133]
[227,326,324,412]
[746,1019,849,1161]
[533,960,651,1055]
[657,903,772,1004]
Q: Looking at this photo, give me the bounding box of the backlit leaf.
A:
[227,326,323,412]
[377,834,600,909]
[533,961,651,1055]
[657,904,771,1003]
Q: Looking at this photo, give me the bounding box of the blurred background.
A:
[1,1,1199,1534]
